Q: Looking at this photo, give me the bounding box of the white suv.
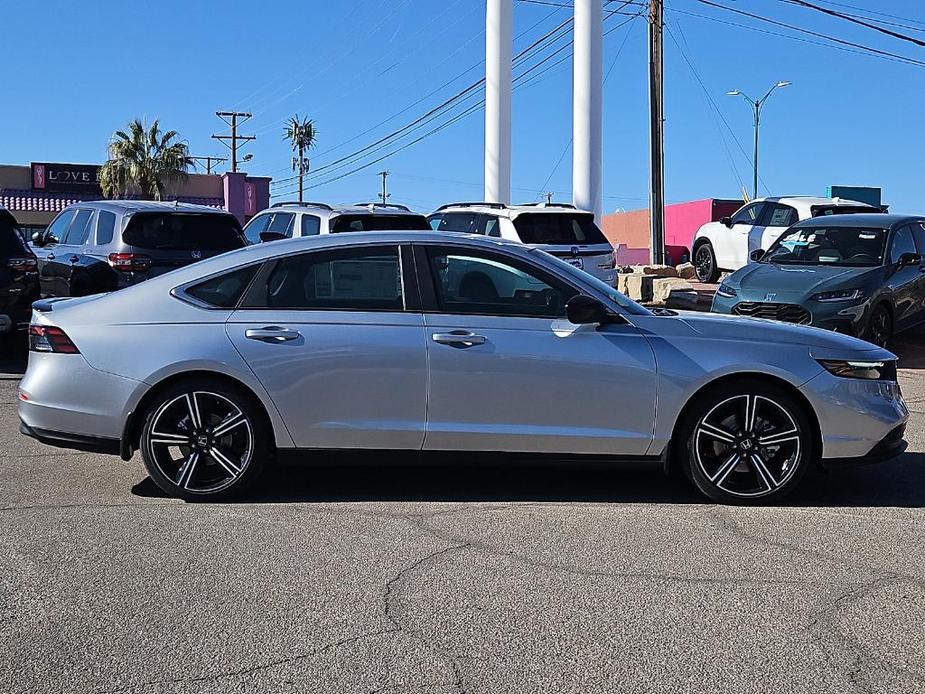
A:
[427,202,617,286]
[691,196,881,282]
[243,202,430,244]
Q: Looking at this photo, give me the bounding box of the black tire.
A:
[139,378,271,501]
[864,303,893,348]
[676,379,813,504]
[694,242,719,283]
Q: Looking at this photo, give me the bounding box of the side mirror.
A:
[750,249,765,262]
[566,295,620,325]
[259,231,288,243]
[720,216,733,228]
[31,231,45,246]
[898,252,922,267]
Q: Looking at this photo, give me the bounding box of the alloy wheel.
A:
[145,391,254,494]
[867,307,892,348]
[694,394,802,498]
[695,245,715,283]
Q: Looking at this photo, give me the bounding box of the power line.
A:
[781,0,925,47]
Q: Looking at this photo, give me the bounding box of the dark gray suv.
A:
[30,201,247,298]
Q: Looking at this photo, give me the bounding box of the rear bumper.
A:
[19,420,120,455]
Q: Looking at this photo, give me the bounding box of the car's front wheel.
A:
[140,379,270,501]
[864,303,893,348]
[693,242,719,283]
[678,381,813,503]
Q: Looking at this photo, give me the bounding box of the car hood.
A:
[727,262,883,301]
[665,309,894,360]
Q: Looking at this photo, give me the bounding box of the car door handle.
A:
[46,253,55,260]
[245,326,301,343]
[69,255,80,263]
[432,331,486,347]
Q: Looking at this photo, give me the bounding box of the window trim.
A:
[235,243,412,313]
[412,242,581,319]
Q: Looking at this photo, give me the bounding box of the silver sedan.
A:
[18,231,908,503]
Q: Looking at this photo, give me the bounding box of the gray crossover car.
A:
[712,214,925,347]
[18,232,908,503]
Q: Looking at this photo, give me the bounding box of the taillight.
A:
[28,325,80,354]
[7,257,37,272]
[108,253,152,272]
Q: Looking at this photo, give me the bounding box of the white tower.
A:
[485,0,512,204]
[572,0,603,223]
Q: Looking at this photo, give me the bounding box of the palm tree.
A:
[284,114,317,204]
[99,119,193,200]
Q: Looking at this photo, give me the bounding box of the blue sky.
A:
[2,0,923,212]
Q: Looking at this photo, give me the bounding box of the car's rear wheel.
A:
[864,303,893,348]
[694,243,719,283]
[140,379,270,501]
[678,381,813,504]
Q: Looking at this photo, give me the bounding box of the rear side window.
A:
[0,215,27,255]
[243,246,403,311]
[329,214,430,232]
[301,215,321,236]
[185,265,260,308]
[96,211,116,245]
[512,213,608,245]
[123,213,245,251]
[766,204,798,227]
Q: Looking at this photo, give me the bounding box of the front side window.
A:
[425,247,578,318]
[427,214,443,231]
[185,264,260,308]
[267,212,295,235]
[764,226,887,267]
[731,203,763,226]
[908,221,925,254]
[890,226,917,264]
[244,246,403,311]
[44,210,75,243]
[243,214,271,244]
[511,213,608,245]
[62,209,94,245]
[96,210,116,245]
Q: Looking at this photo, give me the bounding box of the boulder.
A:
[675,262,697,280]
[628,264,678,277]
[651,277,696,307]
[619,273,654,302]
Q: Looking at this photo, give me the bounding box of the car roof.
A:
[430,202,590,217]
[68,200,233,216]
[794,213,921,229]
[266,202,424,216]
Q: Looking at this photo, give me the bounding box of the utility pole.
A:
[378,170,390,205]
[190,156,227,175]
[485,0,512,204]
[573,0,603,223]
[648,0,666,265]
[212,111,256,173]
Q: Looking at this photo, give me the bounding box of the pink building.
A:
[602,198,742,266]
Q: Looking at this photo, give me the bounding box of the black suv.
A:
[30,201,247,297]
[0,207,40,346]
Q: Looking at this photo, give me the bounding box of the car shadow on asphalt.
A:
[131,451,925,508]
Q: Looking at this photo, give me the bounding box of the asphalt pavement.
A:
[1,328,923,694]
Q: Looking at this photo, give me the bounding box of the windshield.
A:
[0,215,27,256]
[123,213,246,251]
[764,226,887,267]
[513,213,609,246]
[533,249,651,315]
[330,214,430,232]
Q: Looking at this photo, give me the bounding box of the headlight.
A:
[817,359,897,381]
[716,283,737,298]
[810,288,864,303]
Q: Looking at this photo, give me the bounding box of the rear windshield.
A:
[811,205,880,217]
[329,214,430,233]
[0,215,27,255]
[512,213,609,246]
[122,213,245,251]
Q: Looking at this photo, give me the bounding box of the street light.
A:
[726,81,791,199]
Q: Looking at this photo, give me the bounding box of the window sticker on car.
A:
[859,233,877,240]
